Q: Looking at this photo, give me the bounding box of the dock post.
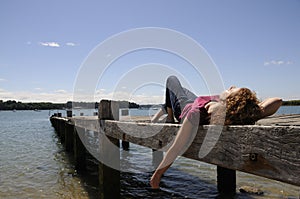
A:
[217,166,236,196]
[65,121,74,152]
[98,100,120,199]
[59,119,65,143]
[73,126,87,172]
[152,149,163,169]
[121,140,130,150]
[120,109,130,150]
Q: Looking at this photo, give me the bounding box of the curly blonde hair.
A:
[210,88,262,125]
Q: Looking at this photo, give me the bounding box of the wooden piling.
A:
[65,121,74,152]
[98,100,120,199]
[73,126,87,172]
[152,149,163,169]
[59,119,65,143]
[66,110,72,117]
[217,166,236,195]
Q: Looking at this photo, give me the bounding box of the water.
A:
[0,107,299,199]
[276,106,300,115]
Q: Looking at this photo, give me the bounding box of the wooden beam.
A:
[65,116,300,186]
[103,121,300,186]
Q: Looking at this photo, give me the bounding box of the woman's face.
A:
[220,86,241,100]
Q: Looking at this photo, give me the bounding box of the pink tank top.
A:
[180,95,220,125]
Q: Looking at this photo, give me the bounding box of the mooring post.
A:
[217,166,236,196]
[65,121,74,152]
[59,119,65,143]
[73,126,87,172]
[98,100,120,199]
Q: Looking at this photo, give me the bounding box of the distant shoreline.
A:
[0,100,65,111]
[281,100,300,106]
[1,100,300,111]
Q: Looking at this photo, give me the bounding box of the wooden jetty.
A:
[50,100,300,198]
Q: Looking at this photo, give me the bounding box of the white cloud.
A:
[95,89,106,95]
[34,88,43,91]
[93,90,164,104]
[39,42,60,47]
[0,88,8,93]
[264,60,293,66]
[54,89,67,94]
[277,61,284,65]
[0,90,72,103]
[66,42,78,46]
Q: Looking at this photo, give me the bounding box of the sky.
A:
[0,0,299,104]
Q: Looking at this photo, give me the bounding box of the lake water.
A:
[0,106,299,198]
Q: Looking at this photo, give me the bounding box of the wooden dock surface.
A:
[74,114,300,125]
[122,114,300,126]
[256,114,300,126]
[70,113,300,185]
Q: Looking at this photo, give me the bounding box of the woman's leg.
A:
[164,76,197,121]
[150,118,198,188]
[151,107,174,123]
[152,76,197,123]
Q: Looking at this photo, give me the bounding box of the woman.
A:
[150,76,282,189]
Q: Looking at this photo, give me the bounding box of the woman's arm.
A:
[259,97,282,118]
[150,118,197,188]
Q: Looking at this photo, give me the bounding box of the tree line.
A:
[282,100,300,106]
[1,99,299,111]
[0,100,140,110]
[0,100,65,110]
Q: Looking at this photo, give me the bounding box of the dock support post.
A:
[98,100,120,199]
[59,119,65,143]
[74,126,86,172]
[152,149,163,168]
[121,141,129,150]
[217,166,236,196]
[65,122,74,152]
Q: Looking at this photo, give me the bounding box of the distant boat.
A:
[13,109,16,112]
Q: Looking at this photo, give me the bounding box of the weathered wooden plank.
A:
[72,116,99,132]
[194,125,299,186]
[257,114,300,126]
[53,116,300,186]
[103,121,300,186]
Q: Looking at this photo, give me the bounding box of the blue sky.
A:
[0,0,299,103]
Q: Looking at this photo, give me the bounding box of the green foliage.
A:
[0,100,65,110]
[282,100,300,106]
[0,100,140,110]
